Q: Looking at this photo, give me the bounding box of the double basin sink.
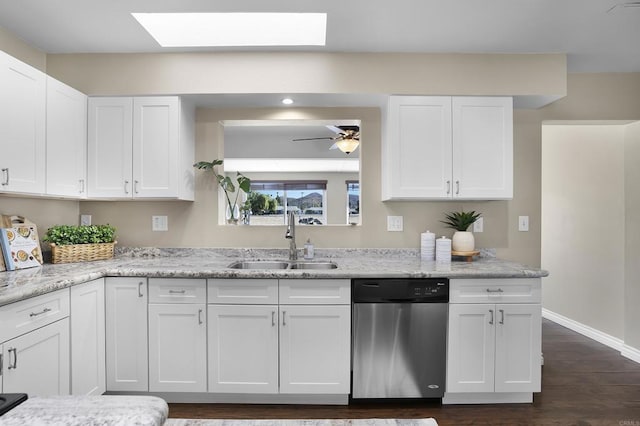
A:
[228,260,338,270]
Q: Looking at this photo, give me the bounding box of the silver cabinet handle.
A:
[134,180,139,194]
[1,168,9,186]
[282,310,286,326]
[168,289,186,294]
[124,180,130,194]
[486,288,504,293]
[138,281,144,297]
[8,348,17,370]
[456,180,460,195]
[489,309,494,325]
[79,179,85,194]
[499,309,505,325]
[0,353,3,375]
[29,307,52,317]
[446,180,451,194]
[271,311,276,327]
[198,309,203,325]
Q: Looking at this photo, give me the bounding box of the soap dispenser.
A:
[304,238,315,260]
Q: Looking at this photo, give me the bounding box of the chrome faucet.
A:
[285,210,298,260]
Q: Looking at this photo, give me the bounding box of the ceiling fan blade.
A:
[329,142,339,150]
[326,125,344,134]
[292,137,335,142]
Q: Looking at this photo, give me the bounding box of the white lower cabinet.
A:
[207,278,351,395]
[0,287,71,396]
[70,278,106,395]
[279,304,351,394]
[148,278,207,392]
[208,304,279,393]
[105,277,148,391]
[446,279,542,400]
[1,318,70,395]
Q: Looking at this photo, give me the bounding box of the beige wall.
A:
[0,196,79,236]
[625,121,640,349]
[541,125,626,338]
[0,26,46,71]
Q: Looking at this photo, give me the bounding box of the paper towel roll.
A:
[436,236,451,264]
[420,231,436,260]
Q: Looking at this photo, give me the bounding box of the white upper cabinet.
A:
[452,97,513,199]
[87,96,195,200]
[383,95,513,200]
[0,50,46,195]
[46,76,88,198]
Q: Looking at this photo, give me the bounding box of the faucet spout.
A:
[285,210,297,260]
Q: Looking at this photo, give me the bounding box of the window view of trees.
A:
[245,181,327,226]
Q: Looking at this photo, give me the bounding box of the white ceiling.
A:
[0,0,639,72]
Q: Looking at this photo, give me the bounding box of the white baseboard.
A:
[621,344,640,363]
[542,308,640,364]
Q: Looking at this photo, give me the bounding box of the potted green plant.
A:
[194,159,251,224]
[43,224,117,263]
[440,210,481,252]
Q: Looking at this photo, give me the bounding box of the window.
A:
[246,181,327,226]
[347,180,360,225]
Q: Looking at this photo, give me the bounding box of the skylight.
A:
[132,13,327,47]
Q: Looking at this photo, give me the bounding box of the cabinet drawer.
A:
[279,279,351,305]
[208,279,278,304]
[450,278,541,304]
[149,278,206,304]
[0,288,70,343]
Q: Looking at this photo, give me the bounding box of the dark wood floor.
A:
[169,319,640,425]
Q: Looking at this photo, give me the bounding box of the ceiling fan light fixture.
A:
[335,138,360,154]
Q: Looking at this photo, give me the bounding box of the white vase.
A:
[225,204,240,225]
[452,231,475,252]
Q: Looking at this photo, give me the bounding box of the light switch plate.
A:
[387,215,403,232]
[473,217,484,233]
[518,216,529,232]
[152,215,168,231]
[80,215,92,226]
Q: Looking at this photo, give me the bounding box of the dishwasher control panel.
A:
[352,278,449,303]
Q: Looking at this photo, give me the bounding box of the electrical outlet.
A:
[152,215,168,232]
[473,217,484,233]
[387,215,403,232]
[80,214,92,226]
[518,216,529,232]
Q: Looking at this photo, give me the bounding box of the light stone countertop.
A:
[0,247,548,307]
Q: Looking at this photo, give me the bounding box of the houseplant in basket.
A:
[194,159,251,225]
[43,224,116,264]
[440,210,481,252]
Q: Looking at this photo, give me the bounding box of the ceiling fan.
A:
[292,125,360,154]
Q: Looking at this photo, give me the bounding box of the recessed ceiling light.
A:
[281,98,294,105]
[132,12,327,47]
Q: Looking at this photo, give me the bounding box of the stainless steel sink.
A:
[227,260,338,270]
[289,261,338,270]
[228,261,290,269]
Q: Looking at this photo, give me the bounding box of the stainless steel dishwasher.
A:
[351,278,449,400]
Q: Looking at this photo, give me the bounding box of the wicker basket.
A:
[50,241,116,264]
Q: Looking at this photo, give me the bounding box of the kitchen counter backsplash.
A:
[0,247,544,307]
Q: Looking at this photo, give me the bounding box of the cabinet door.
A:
[70,278,105,396]
[208,304,278,394]
[494,303,542,393]
[45,76,87,198]
[2,318,70,396]
[452,96,513,199]
[132,96,180,198]
[0,51,46,194]
[105,277,148,391]
[384,96,452,200]
[279,305,350,394]
[447,303,495,393]
[87,97,133,198]
[148,303,207,392]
